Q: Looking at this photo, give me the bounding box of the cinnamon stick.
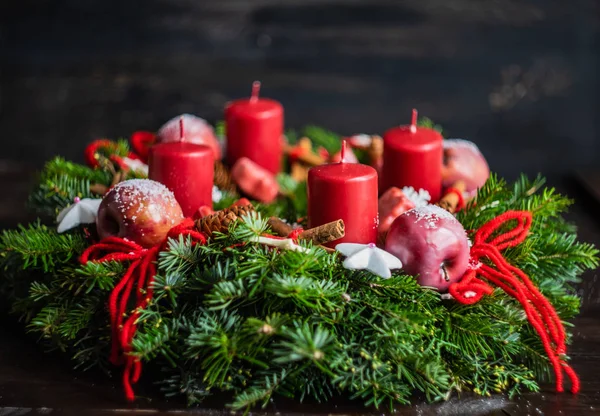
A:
[90,183,108,195]
[298,219,345,245]
[268,217,346,246]
[268,217,293,236]
[368,136,383,165]
[111,170,126,187]
[436,180,466,214]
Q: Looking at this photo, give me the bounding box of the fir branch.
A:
[29,175,97,216]
[418,117,444,134]
[229,369,290,411]
[214,120,226,139]
[0,222,87,272]
[302,125,342,154]
[131,320,180,366]
[114,139,131,157]
[274,322,337,366]
[57,297,99,340]
[159,368,211,406]
[40,157,110,184]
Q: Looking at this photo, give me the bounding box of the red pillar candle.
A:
[225,81,284,175]
[148,141,214,217]
[308,142,379,246]
[382,109,443,202]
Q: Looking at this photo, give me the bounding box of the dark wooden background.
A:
[1,0,598,180]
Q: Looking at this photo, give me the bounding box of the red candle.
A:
[382,109,443,202]
[148,140,214,218]
[225,81,284,175]
[308,142,379,246]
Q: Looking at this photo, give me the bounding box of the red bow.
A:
[80,218,206,401]
[449,211,579,394]
[130,131,156,163]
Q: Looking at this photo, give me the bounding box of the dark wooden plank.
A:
[576,171,600,207]
[1,0,598,180]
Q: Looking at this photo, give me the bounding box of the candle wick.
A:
[179,116,185,141]
[410,108,418,133]
[250,81,261,103]
[341,140,347,163]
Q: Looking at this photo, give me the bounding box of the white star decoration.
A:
[336,243,403,279]
[56,198,102,233]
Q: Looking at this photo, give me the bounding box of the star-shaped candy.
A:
[336,242,403,279]
[56,197,102,233]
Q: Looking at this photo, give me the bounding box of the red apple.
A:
[230,157,279,203]
[384,205,469,291]
[97,179,184,248]
[442,139,489,196]
[157,114,222,161]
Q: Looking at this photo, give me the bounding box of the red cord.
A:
[449,210,579,394]
[84,139,119,168]
[287,228,304,242]
[80,218,207,401]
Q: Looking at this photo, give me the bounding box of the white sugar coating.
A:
[405,204,457,229]
[443,138,482,155]
[401,186,431,208]
[109,179,181,219]
[157,114,213,141]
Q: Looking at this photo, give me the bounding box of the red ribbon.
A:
[130,131,156,163]
[84,139,143,170]
[84,139,116,168]
[449,211,579,394]
[80,218,207,401]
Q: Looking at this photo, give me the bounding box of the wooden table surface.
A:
[1,168,600,416]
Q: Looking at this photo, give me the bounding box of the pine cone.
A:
[196,204,254,237]
[214,161,238,194]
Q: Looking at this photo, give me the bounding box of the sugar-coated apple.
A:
[96,179,184,248]
[384,205,470,291]
[442,139,489,196]
[157,114,222,161]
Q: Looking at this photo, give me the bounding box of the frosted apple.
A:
[157,114,222,161]
[96,179,184,248]
[442,139,489,196]
[384,205,469,291]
